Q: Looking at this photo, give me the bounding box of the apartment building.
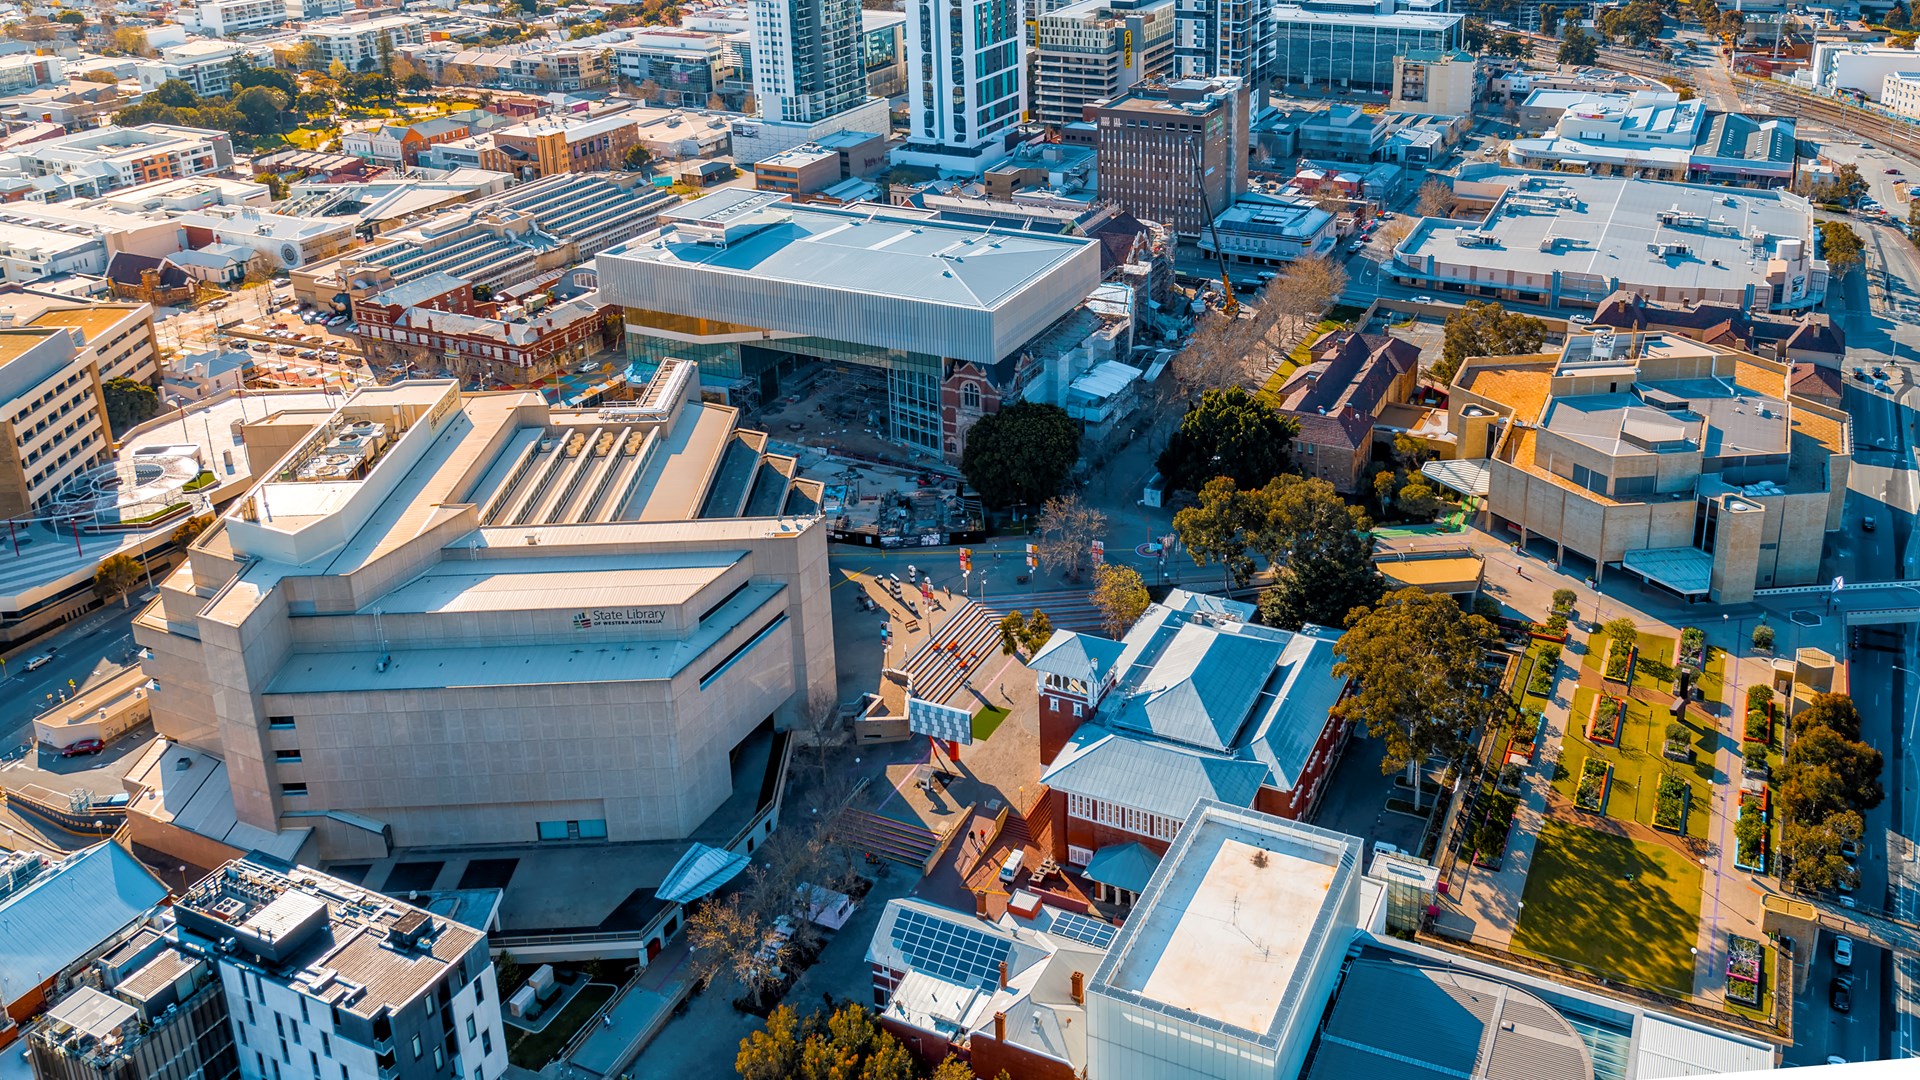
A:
[1390,48,1476,115]
[1093,76,1249,237]
[477,112,640,179]
[137,41,249,98]
[0,54,64,95]
[0,294,160,518]
[1444,330,1849,603]
[897,0,1025,174]
[182,0,287,34]
[7,124,234,199]
[347,269,618,382]
[1173,0,1272,79]
[610,28,737,107]
[0,844,171,1041]
[299,15,426,71]
[408,41,613,92]
[133,371,833,856]
[170,859,506,1080]
[751,0,867,122]
[1031,0,1175,126]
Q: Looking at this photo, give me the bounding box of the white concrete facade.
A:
[900,0,1025,174]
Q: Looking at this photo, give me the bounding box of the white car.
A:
[1570,314,1593,324]
[1834,935,1853,967]
[1412,295,1436,304]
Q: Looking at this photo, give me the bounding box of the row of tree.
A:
[1775,693,1883,893]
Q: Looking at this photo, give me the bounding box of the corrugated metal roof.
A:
[1634,1014,1775,1077]
[1028,631,1127,685]
[1040,726,1268,820]
[1117,622,1284,752]
[1082,843,1159,894]
[0,843,167,1005]
[656,843,749,904]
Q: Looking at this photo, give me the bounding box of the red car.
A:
[60,739,104,757]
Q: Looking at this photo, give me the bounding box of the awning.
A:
[1422,458,1491,497]
[1083,842,1161,895]
[656,843,749,904]
[1621,547,1714,597]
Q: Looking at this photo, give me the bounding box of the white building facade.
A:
[750,0,867,122]
[898,0,1025,173]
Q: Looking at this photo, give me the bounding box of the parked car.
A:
[1412,294,1436,304]
[1841,837,1861,861]
[1569,314,1592,324]
[1830,976,1852,1013]
[60,738,105,757]
[1834,935,1853,968]
[1864,515,1876,532]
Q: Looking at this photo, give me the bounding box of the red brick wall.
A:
[1063,813,1170,859]
[1036,692,1085,767]
[878,1015,958,1073]
[940,363,1002,463]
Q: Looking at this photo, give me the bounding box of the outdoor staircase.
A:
[899,600,1005,705]
[833,809,939,867]
[981,589,1109,635]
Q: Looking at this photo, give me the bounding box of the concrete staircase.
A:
[899,600,1004,705]
[833,809,939,867]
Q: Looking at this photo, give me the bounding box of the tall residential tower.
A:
[749,0,868,122]
[895,0,1026,174]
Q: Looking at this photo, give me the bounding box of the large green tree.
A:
[1780,810,1863,893]
[1156,386,1299,493]
[1089,563,1151,637]
[1435,301,1548,384]
[959,401,1080,509]
[101,376,160,438]
[1779,724,1884,822]
[1172,477,1262,588]
[1558,25,1600,65]
[1332,587,1501,809]
[93,553,144,608]
[1818,219,1865,278]
[1254,475,1384,631]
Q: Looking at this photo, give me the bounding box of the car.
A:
[1838,873,1857,893]
[1570,314,1592,324]
[1348,240,1367,254]
[1379,212,1395,220]
[1834,935,1854,967]
[1841,837,1861,861]
[60,738,104,757]
[1830,976,1852,1013]
[1412,295,1436,304]
[23,653,52,671]
[1887,167,1903,175]
[1864,514,1876,531]
[1873,366,1887,379]
[1856,366,1870,379]
[251,342,272,352]
[303,367,321,378]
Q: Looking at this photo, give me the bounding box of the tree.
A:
[1089,563,1150,637]
[735,1004,800,1080]
[1752,623,1774,651]
[495,952,524,994]
[1781,725,1885,818]
[234,86,290,136]
[960,401,1080,510]
[686,890,787,1009]
[471,282,495,303]
[1540,4,1560,34]
[1435,301,1548,384]
[1254,475,1383,631]
[108,25,153,55]
[1818,219,1865,279]
[623,143,654,172]
[998,611,1027,656]
[1416,179,1454,219]
[54,10,84,24]
[1156,387,1299,493]
[1602,616,1638,653]
[1395,474,1447,520]
[231,65,297,96]
[1792,692,1861,740]
[254,172,289,200]
[286,40,328,72]
[1267,254,1347,341]
[1811,163,1867,205]
[930,1057,974,1080]
[93,554,144,608]
[1780,810,1864,892]
[243,252,279,287]
[1891,0,1913,29]
[149,78,199,108]
[1173,477,1261,588]
[1371,468,1399,514]
[1020,610,1054,653]
[736,1004,915,1080]
[1558,25,1600,65]
[171,514,215,549]
[1333,587,1501,809]
[1893,30,1918,48]
[1033,494,1106,582]
[101,376,160,438]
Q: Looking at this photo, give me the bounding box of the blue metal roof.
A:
[656,843,749,904]
[1041,725,1268,821]
[0,843,167,1004]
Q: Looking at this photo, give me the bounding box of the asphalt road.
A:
[0,602,144,761]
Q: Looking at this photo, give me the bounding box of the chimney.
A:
[993,1012,1006,1042]
[1070,971,1084,1005]
[974,890,988,917]
[998,961,1008,989]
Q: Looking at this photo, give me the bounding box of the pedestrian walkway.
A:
[1438,632,1579,948]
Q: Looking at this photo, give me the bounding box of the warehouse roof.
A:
[0,843,167,1007]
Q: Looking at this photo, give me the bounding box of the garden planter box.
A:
[1575,758,1611,813]
[1528,629,1569,644]
[1662,739,1696,765]
[1726,935,1765,1007]
[1603,639,1636,683]
[1586,696,1624,747]
[1653,776,1690,834]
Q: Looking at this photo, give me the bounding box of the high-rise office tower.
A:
[750,0,867,122]
[896,0,1026,173]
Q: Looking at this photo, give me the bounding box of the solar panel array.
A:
[890,907,1011,988]
[907,697,974,745]
[1048,910,1118,949]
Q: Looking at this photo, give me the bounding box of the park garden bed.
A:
[1575,758,1612,813]
[1677,626,1705,671]
[1743,685,1774,751]
[1734,787,1770,873]
[1473,788,1521,869]
[1652,770,1690,834]
[1725,935,1766,1008]
[1604,636,1635,683]
[1527,644,1562,698]
[1586,695,1624,746]
[1662,721,1696,764]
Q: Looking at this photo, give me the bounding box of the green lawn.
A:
[972,705,1009,742]
[1510,821,1704,996]
[1257,319,1345,401]
[505,984,612,1070]
[1512,637,1560,714]
[1556,686,1712,840]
